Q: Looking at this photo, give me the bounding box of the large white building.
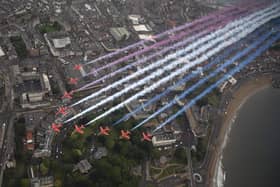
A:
[152,132,176,147]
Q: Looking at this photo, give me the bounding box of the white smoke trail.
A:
[64,4,279,124]
[67,5,279,123]
[85,6,280,125]
[70,5,275,108]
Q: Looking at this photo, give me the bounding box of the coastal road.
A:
[0,61,16,187]
[0,113,15,187]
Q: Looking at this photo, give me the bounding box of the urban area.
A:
[0,0,279,187]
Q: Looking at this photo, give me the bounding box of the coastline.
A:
[208,74,273,187]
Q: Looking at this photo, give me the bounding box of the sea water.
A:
[222,87,280,187]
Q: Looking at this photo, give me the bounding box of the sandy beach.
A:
[208,74,273,187]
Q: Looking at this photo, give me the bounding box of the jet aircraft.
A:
[98,126,110,136]
[120,130,131,140]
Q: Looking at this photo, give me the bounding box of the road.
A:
[0,64,15,187]
[0,113,15,187]
[187,147,195,187]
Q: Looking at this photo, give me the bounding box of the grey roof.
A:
[93,147,108,159]
[52,37,71,48]
[74,159,92,174]
[109,27,130,41]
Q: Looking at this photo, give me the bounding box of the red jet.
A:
[61,91,73,99]
[74,125,85,134]
[51,123,62,133]
[55,106,68,116]
[141,132,153,142]
[98,126,110,136]
[73,64,82,71]
[120,130,131,140]
[68,77,78,85]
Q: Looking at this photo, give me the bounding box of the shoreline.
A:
[207,74,273,187]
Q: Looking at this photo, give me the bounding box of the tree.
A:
[74,175,92,187]
[151,149,161,160]
[105,137,115,150]
[20,178,30,187]
[54,179,62,187]
[71,149,82,162]
[119,177,139,187]
[175,147,188,163]
[192,138,206,162]
[110,166,121,183]
[40,162,48,175]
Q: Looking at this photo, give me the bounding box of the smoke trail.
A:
[67,14,261,122]
[83,5,239,65]
[78,30,208,91]
[131,28,277,131]
[83,1,267,66]
[153,33,280,132]
[112,19,275,126]
[68,6,279,124]
[71,5,275,107]
[98,23,276,126]
[85,9,245,76]
[83,7,280,126]
[65,5,279,124]
[78,6,255,91]
[85,2,267,77]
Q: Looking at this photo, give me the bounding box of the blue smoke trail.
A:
[153,33,280,132]
[131,26,279,131]
[112,20,277,127]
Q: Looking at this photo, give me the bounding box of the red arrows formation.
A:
[67,64,84,86]
[51,123,152,141]
[52,63,153,142]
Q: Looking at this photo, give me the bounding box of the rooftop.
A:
[93,147,108,160]
[52,37,71,49]
[109,27,130,41]
[73,159,92,174]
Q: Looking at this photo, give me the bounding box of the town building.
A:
[152,132,177,147]
[26,130,35,151]
[31,176,54,187]
[109,27,130,41]
[11,65,52,109]
[73,159,92,174]
[93,147,108,160]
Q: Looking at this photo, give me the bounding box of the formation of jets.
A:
[52,70,152,142]
[51,118,152,141]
